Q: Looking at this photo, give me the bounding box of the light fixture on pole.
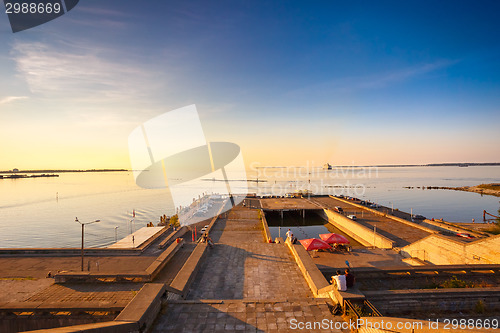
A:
[75,217,100,272]
[130,219,135,234]
[114,226,119,242]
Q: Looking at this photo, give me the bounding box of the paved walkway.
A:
[312,197,431,247]
[23,283,141,307]
[152,207,344,332]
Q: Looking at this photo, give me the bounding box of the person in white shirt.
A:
[286,229,293,241]
[330,270,347,291]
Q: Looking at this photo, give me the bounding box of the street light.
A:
[114,226,119,242]
[130,219,135,234]
[75,217,101,271]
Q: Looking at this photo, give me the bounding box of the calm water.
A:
[0,166,499,248]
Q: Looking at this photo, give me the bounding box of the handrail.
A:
[364,300,382,317]
[344,300,361,318]
[344,299,382,320]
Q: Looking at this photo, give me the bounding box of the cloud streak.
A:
[0,96,28,104]
[11,40,162,103]
[285,60,459,98]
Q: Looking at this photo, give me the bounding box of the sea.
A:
[0,166,498,248]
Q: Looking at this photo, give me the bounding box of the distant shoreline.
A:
[256,162,500,169]
[0,169,129,174]
[1,163,500,174]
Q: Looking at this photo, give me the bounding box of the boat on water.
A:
[323,163,332,170]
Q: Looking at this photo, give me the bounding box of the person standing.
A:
[345,268,355,288]
[286,228,293,241]
[330,270,347,291]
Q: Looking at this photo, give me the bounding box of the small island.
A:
[0,168,129,180]
[405,183,500,197]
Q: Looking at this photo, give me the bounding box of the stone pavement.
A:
[0,278,54,304]
[22,282,142,307]
[155,299,341,333]
[152,207,345,332]
[0,256,155,279]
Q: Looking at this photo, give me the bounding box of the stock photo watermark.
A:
[249,161,379,198]
[128,105,248,226]
[3,0,79,33]
[289,317,499,331]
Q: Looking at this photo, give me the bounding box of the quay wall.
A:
[318,209,395,249]
[401,234,500,265]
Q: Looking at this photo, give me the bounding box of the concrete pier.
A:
[0,195,498,332]
[152,206,344,332]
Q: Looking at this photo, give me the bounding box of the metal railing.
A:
[344,299,382,320]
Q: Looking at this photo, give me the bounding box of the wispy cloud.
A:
[356,60,458,90]
[285,60,459,97]
[0,96,28,104]
[11,40,161,103]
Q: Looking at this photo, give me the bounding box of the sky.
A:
[1,0,500,170]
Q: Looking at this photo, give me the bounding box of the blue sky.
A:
[1,1,500,169]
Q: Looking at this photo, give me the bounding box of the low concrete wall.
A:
[285,239,330,297]
[401,234,500,265]
[146,239,184,280]
[358,316,492,333]
[136,226,171,251]
[115,283,166,332]
[285,238,366,307]
[169,242,208,298]
[318,209,395,249]
[158,226,184,249]
[54,271,150,284]
[260,209,272,243]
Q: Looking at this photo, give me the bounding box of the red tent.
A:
[319,233,350,244]
[299,238,332,251]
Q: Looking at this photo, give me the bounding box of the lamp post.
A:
[114,226,119,242]
[130,219,135,234]
[75,217,100,271]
